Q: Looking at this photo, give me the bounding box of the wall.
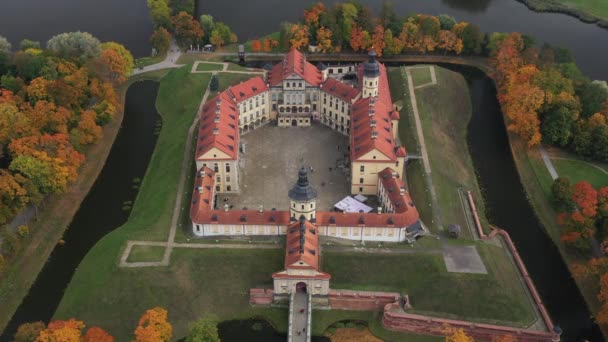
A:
[249,288,274,305]
[329,289,400,311]
[382,303,559,342]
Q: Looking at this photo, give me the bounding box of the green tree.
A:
[209,74,219,91]
[151,27,172,54]
[199,15,215,44]
[0,35,11,54]
[552,177,573,211]
[1,227,20,257]
[438,14,456,30]
[9,154,67,194]
[171,0,195,15]
[210,22,237,47]
[542,104,578,147]
[147,0,172,28]
[185,317,219,342]
[46,31,101,61]
[19,39,41,51]
[14,322,46,342]
[339,3,358,44]
[455,23,484,55]
[577,80,608,118]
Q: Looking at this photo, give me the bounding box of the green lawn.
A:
[195,62,224,72]
[56,248,286,340]
[409,66,433,87]
[389,65,490,235]
[135,53,166,68]
[323,244,536,327]
[555,0,608,19]
[126,245,166,263]
[552,158,608,188]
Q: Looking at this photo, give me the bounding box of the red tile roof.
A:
[321,77,359,103]
[390,110,400,120]
[226,76,268,102]
[284,218,320,270]
[196,92,239,160]
[350,63,399,161]
[378,168,419,217]
[268,49,322,87]
[190,167,216,218]
[396,146,406,158]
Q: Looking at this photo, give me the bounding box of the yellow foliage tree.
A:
[134,307,173,342]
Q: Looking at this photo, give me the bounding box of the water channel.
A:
[0,81,161,340]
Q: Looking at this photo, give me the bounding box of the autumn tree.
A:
[572,113,608,161]
[316,27,333,53]
[251,39,262,52]
[370,25,386,56]
[37,319,85,342]
[492,335,517,342]
[172,11,204,50]
[262,39,272,52]
[14,321,45,342]
[437,30,463,55]
[134,307,173,342]
[572,181,598,218]
[0,170,30,223]
[452,22,484,55]
[185,317,219,342]
[83,326,114,342]
[349,26,366,52]
[78,110,103,145]
[151,27,172,55]
[383,29,404,56]
[597,273,608,325]
[209,22,237,47]
[444,326,474,342]
[289,24,309,50]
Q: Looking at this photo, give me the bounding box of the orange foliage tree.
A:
[370,25,386,56]
[83,326,114,342]
[349,26,367,52]
[134,307,173,342]
[572,181,598,218]
[443,326,474,342]
[289,24,309,50]
[316,27,333,53]
[37,319,85,342]
[251,39,262,52]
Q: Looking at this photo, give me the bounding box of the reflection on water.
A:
[440,0,493,12]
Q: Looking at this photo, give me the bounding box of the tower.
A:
[362,49,380,98]
[288,167,317,221]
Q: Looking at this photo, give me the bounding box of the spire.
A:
[288,167,317,202]
[363,48,380,78]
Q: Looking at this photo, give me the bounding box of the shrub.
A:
[17,225,30,238]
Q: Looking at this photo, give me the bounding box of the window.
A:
[359,187,363,192]
[225,164,230,172]
[299,82,302,87]
[293,203,296,208]
[216,176,221,182]
[216,185,220,191]
[227,185,232,191]
[359,178,364,184]
[310,204,313,209]
[214,163,219,172]
[202,163,206,169]
[226,175,231,182]
[360,165,365,172]
[373,156,376,160]
[396,161,399,167]
[301,204,304,210]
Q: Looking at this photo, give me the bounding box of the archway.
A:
[291,119,297,126]
[292,106,297,113]
[296,282,307,293]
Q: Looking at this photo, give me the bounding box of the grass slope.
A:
[323,244,535,326]
[195,62,223,72]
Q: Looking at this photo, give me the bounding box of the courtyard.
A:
[217,122,352,211]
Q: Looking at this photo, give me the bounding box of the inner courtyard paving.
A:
[217,123,351,211]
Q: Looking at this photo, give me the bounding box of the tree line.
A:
[146,0,238,53]
[0,32,133,272]
[490,32,608,160]
[12,307,220,342]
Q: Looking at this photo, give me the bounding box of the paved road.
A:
[132,41,184,75]
[291,292,309,342]
[539,146,558,180]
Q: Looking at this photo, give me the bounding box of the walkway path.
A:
[132,41,184,75]
[539,146,558,180]
[402,66,443,231]
[190,61,265,75]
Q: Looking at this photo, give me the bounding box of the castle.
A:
[190,49,424,244]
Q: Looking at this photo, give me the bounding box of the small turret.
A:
[362,49,380,98]
[288,167,317,221]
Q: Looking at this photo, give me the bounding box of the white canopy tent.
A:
[334,196,373,213]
